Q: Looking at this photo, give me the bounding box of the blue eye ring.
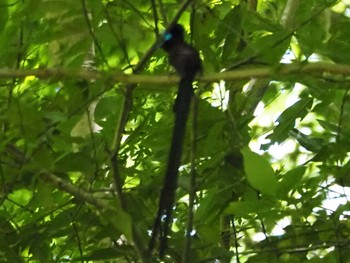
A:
[164,32,172,41]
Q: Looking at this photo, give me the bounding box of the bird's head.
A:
[160,24,185,51]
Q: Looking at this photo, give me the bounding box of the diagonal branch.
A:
[39,172,109,210]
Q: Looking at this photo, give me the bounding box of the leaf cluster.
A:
[0,0,350,262]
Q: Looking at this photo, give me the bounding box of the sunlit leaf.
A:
[241,146,277,196]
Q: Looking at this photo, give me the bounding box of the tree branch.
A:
[38,172,109,210]
[1,62,350,85]
[39,172,152,263]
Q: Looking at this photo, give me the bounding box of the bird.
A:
[149,23,202,257]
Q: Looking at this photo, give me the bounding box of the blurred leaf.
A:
[94,95,122,122]
[0,236,24,263]
[0,0,349,261]
[220,5,245,64]
[241,146,277,196]
[74,246,134,261]
[0,4,8,33]
[266,98,313,145]
[102,208,132,242]
[317,119,338,133]
[225,199,276,217]
[277,166,306,198]
[54,152,93,175]
[289,128,324,152]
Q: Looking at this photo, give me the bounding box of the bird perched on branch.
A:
[149,23,202,257]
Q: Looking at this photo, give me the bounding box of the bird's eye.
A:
[164,32,172,41]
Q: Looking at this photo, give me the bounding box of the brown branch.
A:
[39,172,109,210]
[1,62,350,84]
[38,172,152,263]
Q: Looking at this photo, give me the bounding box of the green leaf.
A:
[0,1,349,261]
[102,208,133,242]
[267,98,313,144]
[225,199,276,217]
[277,166,306,198]
[196,224,221,245]
[0,236,24,263]
[241,146,277,196]
[317,119,338,133]
[94,95,122,122]
[255,31,292,64]
[54,152,93,175]
[289,129,324,152]
[29,234,51,262]
[203,121,225,154]
[220,5,244,63]
[73,246,133,261]
[0,4,8,33]
[29,182,55,210]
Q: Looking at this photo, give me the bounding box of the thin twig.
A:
[158,0,167,25]
[72,221,84,263]
[81,0,110,68]
[231,216,240,263]
[150,0,159,36]
[336,85,350,143]
[103,4,131,65]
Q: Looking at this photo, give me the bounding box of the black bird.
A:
[149,24,202,256]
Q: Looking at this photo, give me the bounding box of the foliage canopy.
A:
[1,0,350,262]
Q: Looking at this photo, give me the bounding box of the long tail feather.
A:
[149,77,194,256]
